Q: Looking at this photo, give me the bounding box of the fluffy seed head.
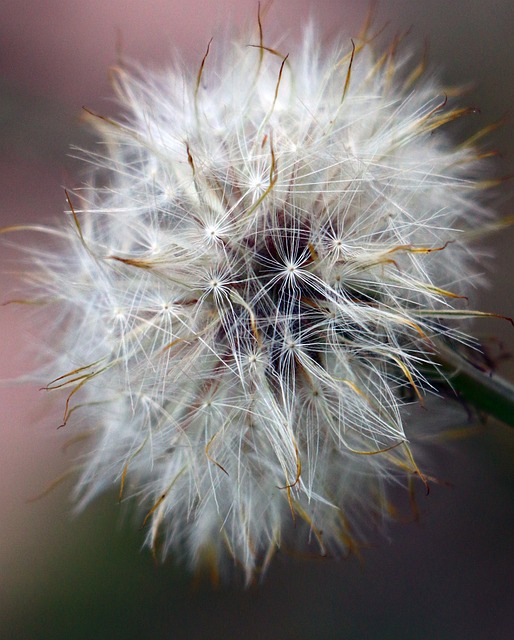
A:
[10,19,498,581]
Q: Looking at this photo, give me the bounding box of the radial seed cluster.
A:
[15,24,494,580]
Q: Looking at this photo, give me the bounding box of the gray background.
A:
[1,1,513,638]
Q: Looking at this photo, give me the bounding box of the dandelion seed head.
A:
[10,17,500,582]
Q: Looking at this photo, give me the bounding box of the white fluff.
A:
[13,23,495,581]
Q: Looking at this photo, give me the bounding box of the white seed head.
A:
[11,21,499,582]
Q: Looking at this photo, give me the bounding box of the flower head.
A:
[9,18,499,581]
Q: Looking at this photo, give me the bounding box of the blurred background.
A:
[0,1,513,638]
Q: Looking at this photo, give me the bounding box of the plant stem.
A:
[432,340,514,429]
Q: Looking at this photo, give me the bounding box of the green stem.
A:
[431,340,514,429]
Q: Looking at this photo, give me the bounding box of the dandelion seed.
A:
[5,15,507,582]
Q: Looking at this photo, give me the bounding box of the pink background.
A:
[1,1,513,638]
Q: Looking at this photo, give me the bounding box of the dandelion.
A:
[4,13,511,582]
